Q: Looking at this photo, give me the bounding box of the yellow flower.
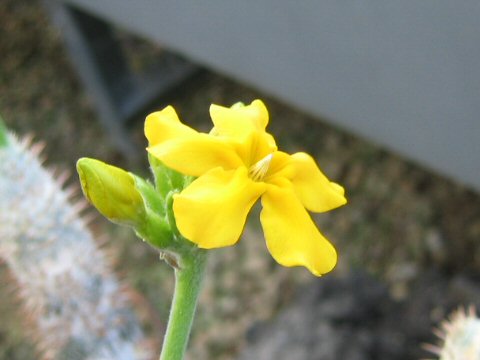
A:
[145,100,346,276]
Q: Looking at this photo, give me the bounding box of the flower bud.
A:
[76,158,146,226]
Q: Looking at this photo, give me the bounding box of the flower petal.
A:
[289,152,347,212]
[260,183,337,276]
[147,135,243,177]
[144,106,196,146]
[209,99,269,139]
[173,167,266,248]
[264,151,294,181]
[233,130,278,168]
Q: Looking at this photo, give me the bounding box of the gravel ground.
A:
[1,2,480,359]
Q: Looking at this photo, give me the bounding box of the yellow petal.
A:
[145,106,196,145]
[260,183,337,276]
[264,151,294,181]
[147,135,243,177]
[233,130,278,168]
[209,99,269,139]
[289,152,347,213]
[173,167,266,248]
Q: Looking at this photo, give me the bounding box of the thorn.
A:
[64,184,78,198]
[432,327,445,339]
[30,141,46,156]
[72,200,89,214]
[37,155,47,165]
[422,343,441,354]
[96,234,110,248]
[81,212,97,226]
[56,169,71,187]
[21,133,34,148]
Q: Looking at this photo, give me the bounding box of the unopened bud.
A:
[77,158,145,226]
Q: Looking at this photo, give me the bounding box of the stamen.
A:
[248,154,273,181]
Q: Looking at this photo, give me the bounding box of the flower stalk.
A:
[159,249,208,360]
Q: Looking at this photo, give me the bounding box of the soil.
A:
[238,270,480,359]
[1,1,479,359]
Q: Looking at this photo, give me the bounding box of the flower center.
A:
[248,153,273,182]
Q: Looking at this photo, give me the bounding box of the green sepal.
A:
[148,153,191,196]
[164,190,180,236]
[134,209,172,249]
[132,175,165,217]
[134,176,194,252]
[132,175,175,249]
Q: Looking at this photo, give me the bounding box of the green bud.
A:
[76,158,146,226]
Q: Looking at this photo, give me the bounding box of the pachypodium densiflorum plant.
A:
[77,100,347,360]
[0,117,152,360]
[425,306,480,360]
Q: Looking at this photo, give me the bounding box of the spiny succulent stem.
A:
[0,126,153,359]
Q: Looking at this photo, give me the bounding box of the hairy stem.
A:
[160,250,208,360]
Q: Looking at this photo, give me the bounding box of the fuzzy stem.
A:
[160,250,208,360]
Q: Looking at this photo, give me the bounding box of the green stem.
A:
[159,249,208,360]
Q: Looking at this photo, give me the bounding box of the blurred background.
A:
[1,1,479,359]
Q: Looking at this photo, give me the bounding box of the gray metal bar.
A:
[42,0,199,160]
